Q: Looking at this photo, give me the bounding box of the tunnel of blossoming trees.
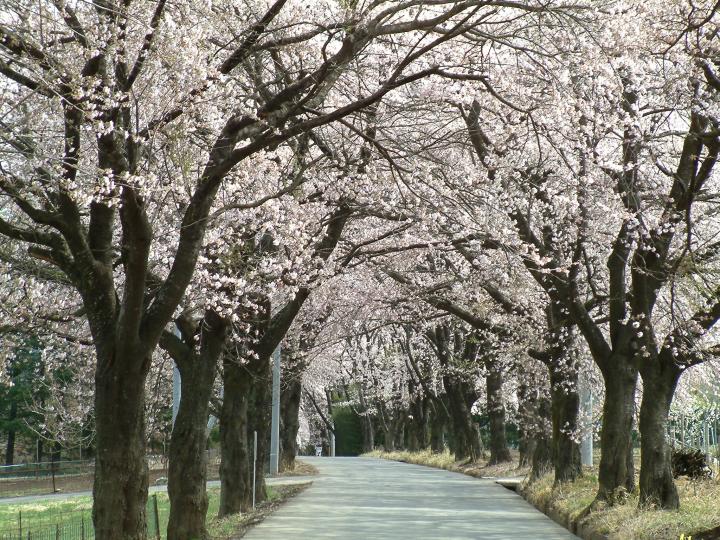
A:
[0,0,719,538]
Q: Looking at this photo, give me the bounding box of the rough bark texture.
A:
[247,357,272,505]
[596,359,638,503]
[445,382,481,461]
[550,368,582,484]
[638,355,681,509]
[429,401,447,453]
[486,361,511,465]
[166,312,227,540]
[517,381,538,468]
[280,376,302,472]
[92,352,150,540]
[530,395,553,481]
[358,390,375,453]
[218,358,253,517]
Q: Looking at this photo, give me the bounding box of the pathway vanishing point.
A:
[245,457,578,539]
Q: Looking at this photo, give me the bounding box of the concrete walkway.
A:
[244,457,578,539]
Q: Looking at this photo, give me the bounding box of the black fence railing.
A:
[0,494,162,540]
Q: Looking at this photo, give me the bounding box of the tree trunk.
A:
[517,382,537,468]
[530,395,553,481]
[549,360,581,484]
[595,359,638,504]
[445,382,481,461]
[638,356,680,509]
[219,358,252,516]
[167,313,226,540]
[92,353,150,540]
[358,390,375,453]
[361,414,375,453]
[382,414,397,452]
[280,377,302,472]
[247,357,272,505]
[406,394,426,452]
[486,365,511,465]
[429,401,446,453]
[5,401,17,465]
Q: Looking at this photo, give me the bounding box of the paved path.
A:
[245,457,578,539]
[0,476,314,505]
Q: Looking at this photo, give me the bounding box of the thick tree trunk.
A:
[445,382,481,461]
[167,313,226,540]
[595,360,638,504]
[638,358,680,509]
[549,361,581,484]
[5,401,17,465]
[280,377,302,472]
[406,394,427,452]
[92,354,150,540]
[219,359,252,517]
[530,395,553,481]
[382,417,397,452]
[247,357,271,505]
[486,366,511,465]
[517,382,537,468]
[429,404,446,453]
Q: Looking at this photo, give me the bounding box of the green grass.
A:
[364,449,457,470]
[0,486,282,539]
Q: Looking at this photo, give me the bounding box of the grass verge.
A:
[0,482,312,539]
[364,449,530,479]
[524,471,720,540]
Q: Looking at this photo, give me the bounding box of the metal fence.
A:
[668,413,720,468]
[0,494,162,540]
[0,461,94,481]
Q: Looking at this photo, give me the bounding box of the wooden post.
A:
[153,494,161,540]
[55,524,60,540]
[80,516,85,540]
[19,510,22,540]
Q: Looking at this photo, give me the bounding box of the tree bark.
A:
[486,362,511,465]
[638,355,681,509]
[543,348,582,485]
[247,356,272,505]
[429,402,446,453]
[549,366,582,484]
[166,312,227,540]
[280,377,302,472]
[445,381,481,461]
[92,351,150,540]
[530,395,553,481]
[380,403,398,452]
[358,390,375,453]
[517,382,537,468]
[595,359,638,503]
[219,358,253,516]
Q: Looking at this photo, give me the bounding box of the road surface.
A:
[244,457,578,539]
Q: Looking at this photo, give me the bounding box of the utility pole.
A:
[580,374,593,467]
[270,345,281,475]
